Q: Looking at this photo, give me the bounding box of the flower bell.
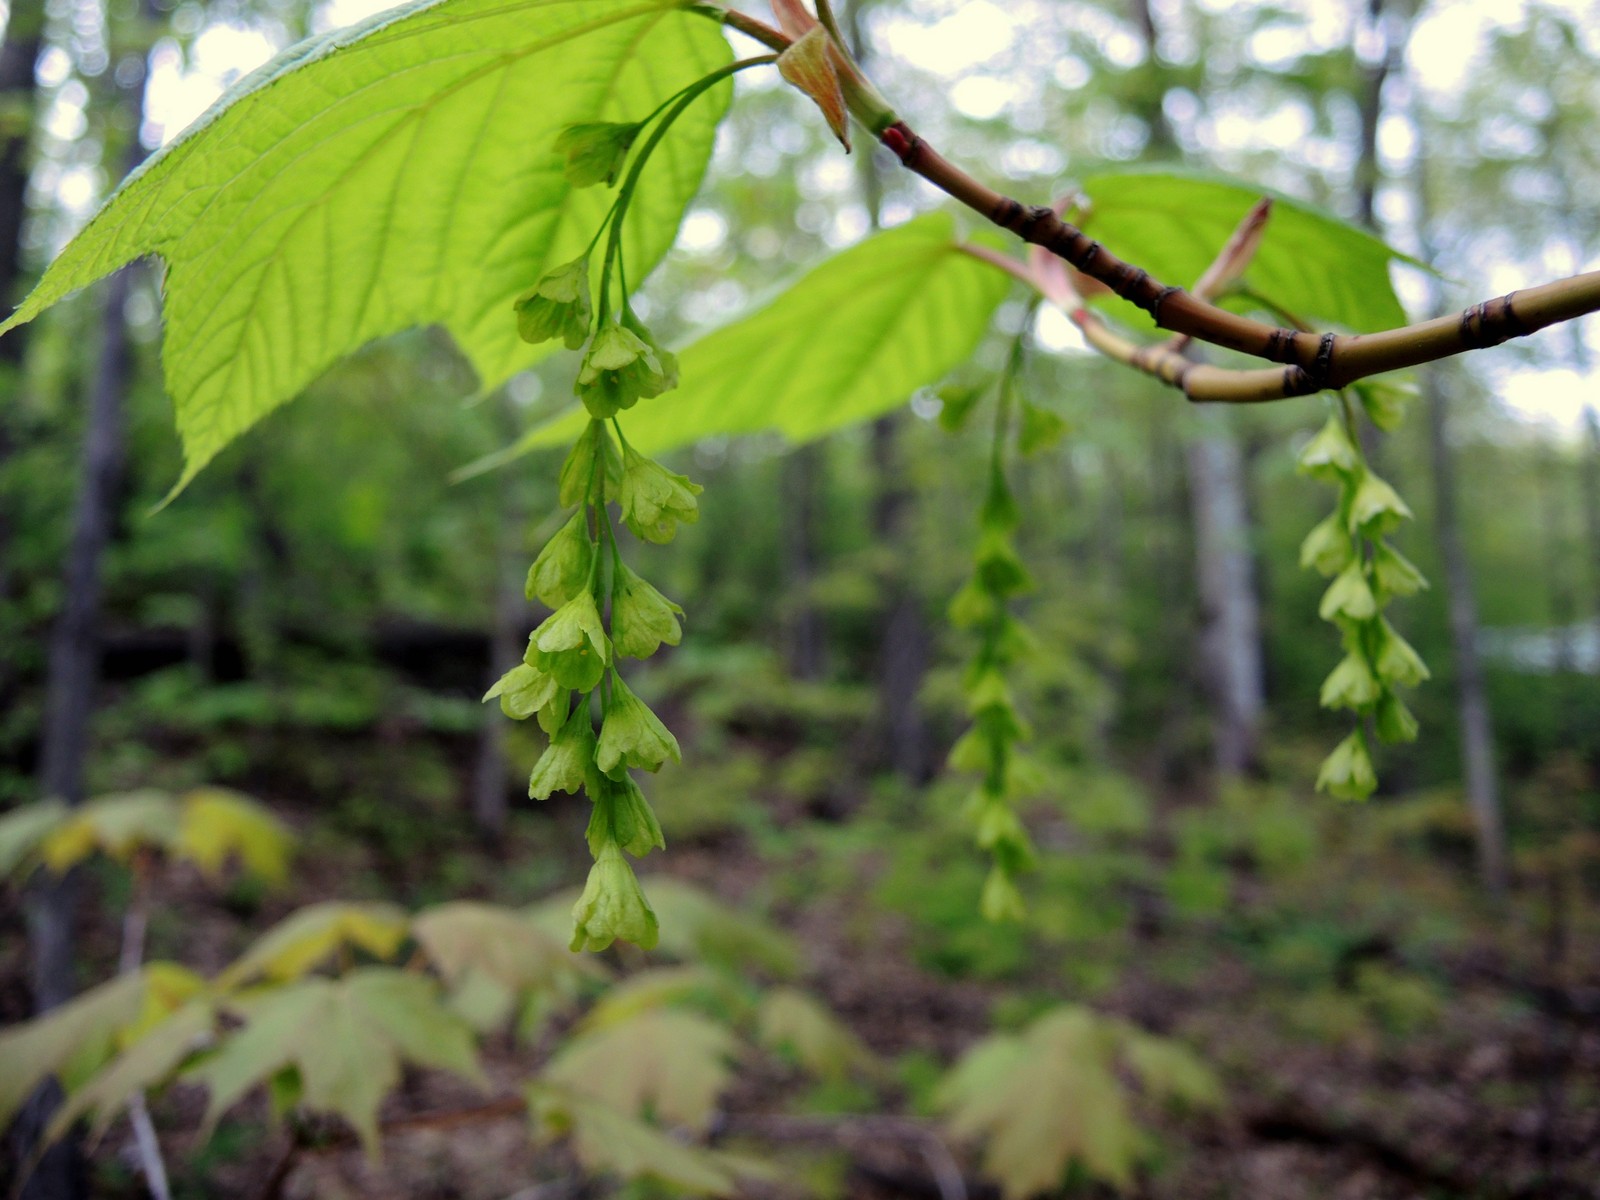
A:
[527,702,597,801]
[528,592,611,692]
[526,511,595,609]
[595,673,681,776]
[554,121,642,188]
[617,444,702,543]
[1316,728,1377,800]
[610,562,684,659]
[514,256,592,349]
[585,771,665,859]
[576,323,670,420]
[484,662,560,721]
[569,843,659,952]
[1319,651,1381,711]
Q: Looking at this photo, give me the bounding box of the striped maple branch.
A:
[698,2,1600,404]
[962,198,1310,400]
[880,120,1600,402]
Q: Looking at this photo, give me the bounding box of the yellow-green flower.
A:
[610,562,684,659]
[513,256,592,349]
[528,592,610,692]
[617,444,701,543]
[576,323,670,420]
[595,673,680,776]
[570,844,659,952]
[526,511,594,609]
[554,121,641,188]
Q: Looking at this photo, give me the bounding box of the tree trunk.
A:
[1586,409,1600,637]
[1129,0,1265,779]
[779,442,827,683]
[870,415,932,781]
[470,511,528,840]
[0,0,48,707]
[18,20,153,1191]
[847,0,931,780]
[1184,416,1266,776]
[1423,365,1508,893]
[0,0,45,361]
[1404,47,1508,892]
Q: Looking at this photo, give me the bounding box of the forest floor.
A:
[3,701,1598,1200]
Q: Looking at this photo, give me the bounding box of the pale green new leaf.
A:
[643,878,802,978]
[39,790,181,871]
[495,213,1012,463]
[413,900,595,989]
[580,965,736,1029]
[0,799,67,880]
[217,900,409,988]
[1079,169,1412,335]
[175,788,293,883]
[756,986,874,1081]
[48,999,216,1142]
[188,968,483,1154]
[936,1007,1144,1197]
[2,0,731,491]
[529,1084,735,1195]
[1118,1028,1224,1112]
[0,964,199,1128]
[544,1008,737,1130]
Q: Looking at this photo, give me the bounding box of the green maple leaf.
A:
[756,986,874,1082]
[413,900,598,990]
[543,1007,737,1131]
[48,998,216,1142]
[175,788,293,884]
[936,1007,1144,1197]
[1,0,731,492]
[0,963,202,1129]
[580,965,740,1029]
[38,790,182,871]
[0,799,68,880]
[634,877,803,978]
[1117,1025,1223,1112]
[529,1084,736,1195]
[187,967,484,1154]
[217,900,410,988]
[412,900,603,1030]
[472,213,1012,469]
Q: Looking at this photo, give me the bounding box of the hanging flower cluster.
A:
[484,64,766,951]
[943,340,1060,921]
[1298,397,1430,800]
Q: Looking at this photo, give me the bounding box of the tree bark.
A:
[848,0,931,779]
[0,0,46,362]
[0,0,48,713]
[1403,53,1509,893]
[1585,409,1600,637]
[779,441,827,683]
[1130,0,1265,778]
[18,18,153,1192]
[1184,416,1265,776]
[471,509,528,839]
[1423,363,1508,893]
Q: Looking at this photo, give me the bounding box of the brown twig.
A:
[879,119,1600,402]
[700,4,1600,402]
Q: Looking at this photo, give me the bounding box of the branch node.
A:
[1461,292,1530,349]
[1017,204,1052,238]
[1264,327,1298,364]
[1153,284,1183,321]
[1308,332,1337,388]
